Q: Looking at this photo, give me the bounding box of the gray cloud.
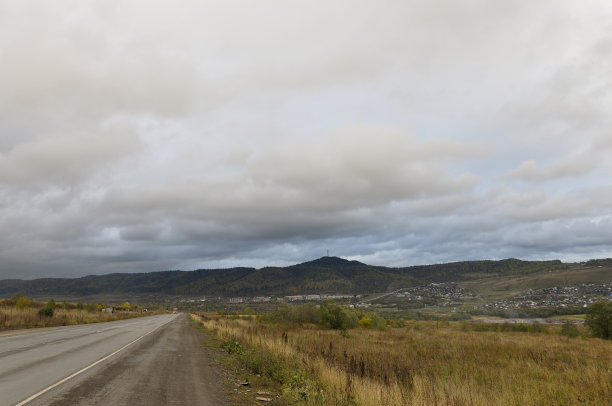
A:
[1,1,612,279]
[0,128,141,187]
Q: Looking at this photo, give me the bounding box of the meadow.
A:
[0,298,156,330]
[193,313,611,405]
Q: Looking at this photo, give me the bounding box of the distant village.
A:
[366,282,612,311]
[179,293,358,305]
[482,283,612,311]
[175,282,612,312]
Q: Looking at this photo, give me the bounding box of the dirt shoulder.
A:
[42,313,229,406]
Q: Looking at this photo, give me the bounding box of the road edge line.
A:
[15,315,176,406]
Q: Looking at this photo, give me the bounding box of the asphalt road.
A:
[0,313,228,406]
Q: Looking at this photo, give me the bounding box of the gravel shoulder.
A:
[39,314,229,406]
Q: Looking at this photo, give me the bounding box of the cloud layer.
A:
[1,1,612,278]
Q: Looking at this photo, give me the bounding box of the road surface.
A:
[0,313,228,405]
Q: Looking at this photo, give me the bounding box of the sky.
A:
[1,1,612,279]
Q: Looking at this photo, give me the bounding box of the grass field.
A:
[0,298,158,330]
[193,313,612,405]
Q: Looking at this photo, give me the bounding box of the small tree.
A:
[586,301,612,339]
[47,298,56,309]
[39,299,56,317]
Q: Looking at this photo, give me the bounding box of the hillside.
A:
[0,257,609,299]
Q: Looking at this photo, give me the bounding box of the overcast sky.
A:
[1,1,612,279]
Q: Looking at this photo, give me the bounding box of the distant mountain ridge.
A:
[0,257,576,298]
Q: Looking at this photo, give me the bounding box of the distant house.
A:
[286,295,305,302]
[305,295,321,301]
[101,307,114,314]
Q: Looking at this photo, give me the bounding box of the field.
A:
[193,313,612,405]
[0,298,157,330]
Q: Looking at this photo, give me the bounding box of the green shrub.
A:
[560,321,580,338]
[320,300,359,330]
[38,306,54,317]
[221,339,246,355]
[359,312,387,331]
[359,317,372,328]
[272,302,321,325]
[243,350,286,383]
[586,301,612,339]
[369,312,387,331]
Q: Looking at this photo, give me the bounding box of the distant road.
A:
[0,314,228,406]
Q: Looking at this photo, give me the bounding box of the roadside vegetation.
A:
[193,301,612,405]
[1,294,158,330]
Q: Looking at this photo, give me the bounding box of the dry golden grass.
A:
[193,314,612,406]
[0,301,155,330]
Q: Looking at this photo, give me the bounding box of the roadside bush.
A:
[586,301,612,339]
[38,306,54,317]
[221,339,246,355]
[46,298,56,309]
[243,349,286,383]
[38,298,56,317]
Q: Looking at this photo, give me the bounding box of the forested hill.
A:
[0,257,570,297]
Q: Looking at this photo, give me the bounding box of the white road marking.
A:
[15,315,174,406]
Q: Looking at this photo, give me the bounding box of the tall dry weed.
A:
[194,314,612,405]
